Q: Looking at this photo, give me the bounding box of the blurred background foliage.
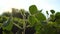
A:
[0,5,60,34]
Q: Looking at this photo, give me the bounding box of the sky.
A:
[0,0,60,14]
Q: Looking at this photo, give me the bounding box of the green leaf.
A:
[55,12,60,24]
[55,12,60,19]
[2,17,13,31]
[29,5,38,15]
[28,15,38,26]
[35,12,46,21]
[2,22,13,31]
[46,11,49,15]
[35,23,41,32]
[50,14,55,22]
[50,10,55,14]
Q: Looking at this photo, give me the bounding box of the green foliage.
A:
[0,5,60,34]
[50,14,55,22]
[35,12,46,21]
[2,17,13,31]
[20,9,25,15]
[55,12,60,24]
[2,12,11,17]
[55,12,60,19]
[29,5,38,15]
[0,16,8,23]
[29,5,47,34]
[50,10,55,14]
[28,15,37,26]
[35,22,41,34]
[46,11,49,15]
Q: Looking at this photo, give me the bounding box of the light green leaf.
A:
[28,15,38,26]
[35,12,46,21]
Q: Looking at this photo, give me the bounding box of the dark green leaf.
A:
[46,11,49,15]
[2,17,13,31]
[29,5,38,15]
[50,10,55,14]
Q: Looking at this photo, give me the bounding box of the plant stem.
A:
[22,14,26,34]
